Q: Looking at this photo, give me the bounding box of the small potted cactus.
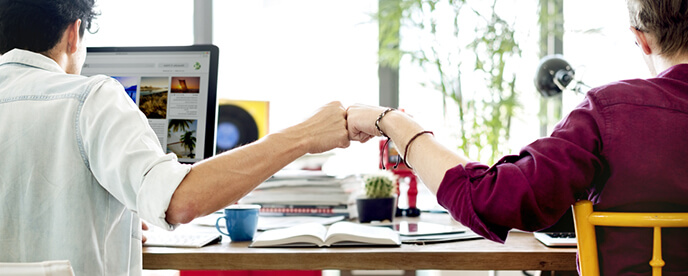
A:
[356,172,397,223]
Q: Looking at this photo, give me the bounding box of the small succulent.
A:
[363,173,396,199]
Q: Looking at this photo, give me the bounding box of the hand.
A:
[346,103,388,142]
[288,101,350,154]
[141,221,149,244]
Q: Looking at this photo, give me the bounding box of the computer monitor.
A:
[82,45,219,164]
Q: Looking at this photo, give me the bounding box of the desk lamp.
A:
[535,55,588,97]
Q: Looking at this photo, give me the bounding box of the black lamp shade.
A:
[535,55,575,97]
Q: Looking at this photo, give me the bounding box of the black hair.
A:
[0,0,99,54]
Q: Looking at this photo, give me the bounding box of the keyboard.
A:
[533,232,577,247]
[144,232,222,248]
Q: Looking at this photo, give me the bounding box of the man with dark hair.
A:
[347,0,688,275]
[0,0,99,54]
[0,0,350,275]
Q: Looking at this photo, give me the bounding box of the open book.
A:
[250,221,401,247]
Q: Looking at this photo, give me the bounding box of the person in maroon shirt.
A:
[347,0,688,275]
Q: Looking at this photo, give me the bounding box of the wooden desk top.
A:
[143,213,577,271]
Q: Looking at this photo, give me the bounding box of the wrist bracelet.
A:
[402,130,434,170]
[379,138,401,170]
[375,108,396,137]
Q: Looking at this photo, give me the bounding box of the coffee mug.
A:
[215,204,261,241]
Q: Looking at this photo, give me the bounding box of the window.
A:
[85,0,193,47]
[398,0,651,162]
[212,1,381,174]
[562,0,650,114]
[397,0,543,159]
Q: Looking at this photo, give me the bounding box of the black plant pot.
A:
[356,197,397,223]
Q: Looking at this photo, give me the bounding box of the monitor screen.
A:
[82,45,219,164]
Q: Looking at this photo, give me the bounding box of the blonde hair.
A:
[627,0,688,57]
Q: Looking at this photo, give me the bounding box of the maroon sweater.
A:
[438,64,688,275]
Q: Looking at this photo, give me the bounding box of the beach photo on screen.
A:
[139,77,169,119]
[167,119,198,159]
[171,76,200,93]
[111,76,139,103]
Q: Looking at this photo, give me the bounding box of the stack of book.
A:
[240,170,361,218]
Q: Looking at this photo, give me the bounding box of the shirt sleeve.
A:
[436,96,606,243]
[79,76,191,230]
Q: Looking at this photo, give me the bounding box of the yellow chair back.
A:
[572,200,688,276]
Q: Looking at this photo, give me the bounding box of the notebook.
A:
[392,221,466,236]
[400,230,483,244]
[533,208,577,247]
[144,232,222,248]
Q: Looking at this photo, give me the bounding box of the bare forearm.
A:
[165,132,306,224]
[380,111,469,194]
[402,135,466,194]
[164,101,350,225]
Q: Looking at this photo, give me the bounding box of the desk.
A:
[143,213,577,271]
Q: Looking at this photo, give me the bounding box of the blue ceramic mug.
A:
[215,204,261,241]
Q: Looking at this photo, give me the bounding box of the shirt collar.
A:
[656,63,688,81]
[0,48,66,74]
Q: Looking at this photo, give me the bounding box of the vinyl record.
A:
[216,104,259,154]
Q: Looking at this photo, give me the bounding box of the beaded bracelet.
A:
[376,108,397,170]
[402,130,434,170]
[375,108,396,137]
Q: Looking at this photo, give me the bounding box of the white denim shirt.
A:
[0,49,192,275]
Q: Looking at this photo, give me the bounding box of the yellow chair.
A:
[572,200,688,276]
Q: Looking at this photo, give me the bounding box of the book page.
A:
[251,223,327,247]
[324,222,400,246]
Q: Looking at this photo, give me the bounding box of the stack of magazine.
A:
[240,170,361,218]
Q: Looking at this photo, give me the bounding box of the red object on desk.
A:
[379,138,420,217]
